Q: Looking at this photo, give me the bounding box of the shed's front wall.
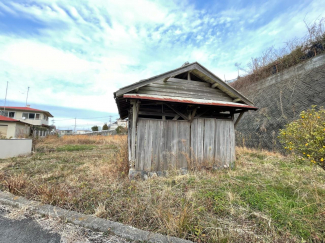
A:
[134,118,235,171]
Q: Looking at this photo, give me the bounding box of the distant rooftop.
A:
[0,106,53,117]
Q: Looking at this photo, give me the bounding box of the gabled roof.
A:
[114,62,253,106]
[0,115,30,125]
[114,62,257,119]
[0,106,53,117]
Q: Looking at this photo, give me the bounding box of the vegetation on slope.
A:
[231,18,325,91]
[0,135,324,242]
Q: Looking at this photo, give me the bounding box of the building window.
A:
[0,111,13,117]
[29,113,35,119]
[35,114,40,120]
[22,113,28,119]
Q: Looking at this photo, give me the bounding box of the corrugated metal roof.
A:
[123,94,258,110]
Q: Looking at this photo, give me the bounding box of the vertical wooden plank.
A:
[190,118,197,166]
[135,119,145,170]
[225,121,230,166]
[229,121,236,167]
[177,121,190,169]
[197,119,204,165]
[215,119,222,167]
[131,101,139,164]
[143,120,153,171]
[167,121,178,170]
[151,120,160,171]
[203,119,216,164]
[190,119,204,167]
[160,120,168,171]
[214,120,236,168]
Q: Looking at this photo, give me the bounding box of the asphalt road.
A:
[0,213,61,243]
[0,204,131,243]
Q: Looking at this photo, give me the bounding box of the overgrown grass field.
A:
[0,135,324,242]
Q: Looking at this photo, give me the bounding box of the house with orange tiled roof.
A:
[0,106,53,126]
[0,106,54,138]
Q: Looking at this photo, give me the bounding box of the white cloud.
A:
[0,0,324,120]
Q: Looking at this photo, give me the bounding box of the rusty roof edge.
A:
[123,94,258,110]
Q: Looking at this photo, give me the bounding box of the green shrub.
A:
[279,106,325,170]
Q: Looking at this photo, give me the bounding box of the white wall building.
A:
[0,106,53,126]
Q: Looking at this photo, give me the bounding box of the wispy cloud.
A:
[0,0,324,126]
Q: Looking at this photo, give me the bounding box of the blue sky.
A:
[0,0,324,129]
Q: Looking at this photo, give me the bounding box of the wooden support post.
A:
[130,100,139,165]
[234,112,245,128]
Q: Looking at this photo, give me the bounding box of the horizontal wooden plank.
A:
[115,64,196,97]
[137,89,233,102]
[139,85,230,96]
[147,82,227,95]
[167,78,211,87]
[140,85,229,97]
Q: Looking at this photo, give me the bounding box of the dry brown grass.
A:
[0,137,324,242]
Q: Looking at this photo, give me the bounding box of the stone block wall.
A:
[235,54,325,150]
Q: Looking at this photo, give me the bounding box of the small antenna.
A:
[26,87,30,106]
[3,81,8,112]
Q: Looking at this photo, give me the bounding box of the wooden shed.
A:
[114,62,257,173]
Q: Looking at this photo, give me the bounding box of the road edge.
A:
[0,191,192,243]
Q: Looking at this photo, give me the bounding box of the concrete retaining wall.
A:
[0,139,32,159]
[235,54,325,150]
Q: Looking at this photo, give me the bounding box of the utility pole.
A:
[25,87,30,106]
[109,115,112,125]
[3,81,8,112]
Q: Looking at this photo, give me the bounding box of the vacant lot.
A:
[0,135,324,242]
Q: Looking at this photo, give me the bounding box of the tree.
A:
[91,125,99,131]
[102,123,108,130]
[116,126,127,134]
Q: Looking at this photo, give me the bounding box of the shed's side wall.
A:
[134,118,235,171]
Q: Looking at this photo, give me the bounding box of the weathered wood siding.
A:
[134,78,233,102]
[135,118,235,171]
